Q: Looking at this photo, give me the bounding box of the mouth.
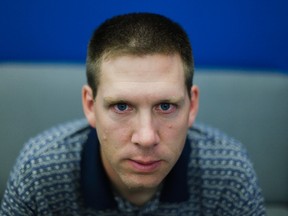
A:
[128,159,162,173]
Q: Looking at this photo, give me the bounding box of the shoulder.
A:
[187,123,249,163]
[186,123,265,214]
[187,123,254,178]
[14,118,90,169]
[1,119,91,214]
[10,119,90,194]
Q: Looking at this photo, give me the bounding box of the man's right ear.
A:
[82,85,96,128]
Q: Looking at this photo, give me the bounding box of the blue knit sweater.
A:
[0,119,265,215]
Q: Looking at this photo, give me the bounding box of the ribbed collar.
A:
[81,127,191,210]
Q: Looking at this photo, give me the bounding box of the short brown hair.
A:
[86,13,194,97]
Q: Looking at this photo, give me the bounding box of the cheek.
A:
[162,113,190,136]
[96,119,132,151]
[160,117,189,150]
[97,126,131,167]
[95,110,131,139]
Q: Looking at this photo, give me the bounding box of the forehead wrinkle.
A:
[102,94,186,106]
[98,78,188,106]
[100,54,185,82]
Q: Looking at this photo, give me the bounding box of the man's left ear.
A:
[188,85,199,127]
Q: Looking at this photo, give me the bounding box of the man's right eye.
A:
[112,103,132,113]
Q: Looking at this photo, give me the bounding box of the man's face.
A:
[84,54,198,195]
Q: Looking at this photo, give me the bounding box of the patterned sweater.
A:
[0,119,266,215]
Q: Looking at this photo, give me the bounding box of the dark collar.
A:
[81,127,191,210]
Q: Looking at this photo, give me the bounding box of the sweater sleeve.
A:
[216,146,266,215]
[1,160,36,216]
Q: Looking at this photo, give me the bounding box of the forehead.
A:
[100,54,185,82]
[97,54,187,100]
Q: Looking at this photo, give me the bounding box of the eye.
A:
[160,103,171,111]
[112,103,132,113]
[116,103,128,111]
[156,103,177,114]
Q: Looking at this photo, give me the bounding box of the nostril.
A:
[131,112,160,147]
[131,128,160,147]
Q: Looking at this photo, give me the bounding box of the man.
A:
[1,13,265,215]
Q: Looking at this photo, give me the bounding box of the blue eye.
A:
[156,103,177,114]
[160,103,171,111]
[115,103,128,111]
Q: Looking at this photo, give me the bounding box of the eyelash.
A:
[156,103,177,113]
[113,103,132,113]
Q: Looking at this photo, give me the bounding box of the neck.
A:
[113,184,160,206]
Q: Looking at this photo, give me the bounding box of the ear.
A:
[82,85,96,128]
[188,85,199,127]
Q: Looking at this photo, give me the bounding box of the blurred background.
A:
[0,0,287,71]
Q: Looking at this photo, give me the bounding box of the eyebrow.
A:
[103,97,130,107]
[103,96,186,107]
[157,97,186,105]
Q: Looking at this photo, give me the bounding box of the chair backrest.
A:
[0,64,85,198]
[0,64,287,206]
[195,70,288,206]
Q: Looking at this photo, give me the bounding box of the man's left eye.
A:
[157,103,176,113]
[160,103,171,111]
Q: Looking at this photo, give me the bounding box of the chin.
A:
[123,174,165,191]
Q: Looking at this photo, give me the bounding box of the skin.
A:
[82,53,199,206]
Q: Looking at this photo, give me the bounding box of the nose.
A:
[131,112,160,148]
